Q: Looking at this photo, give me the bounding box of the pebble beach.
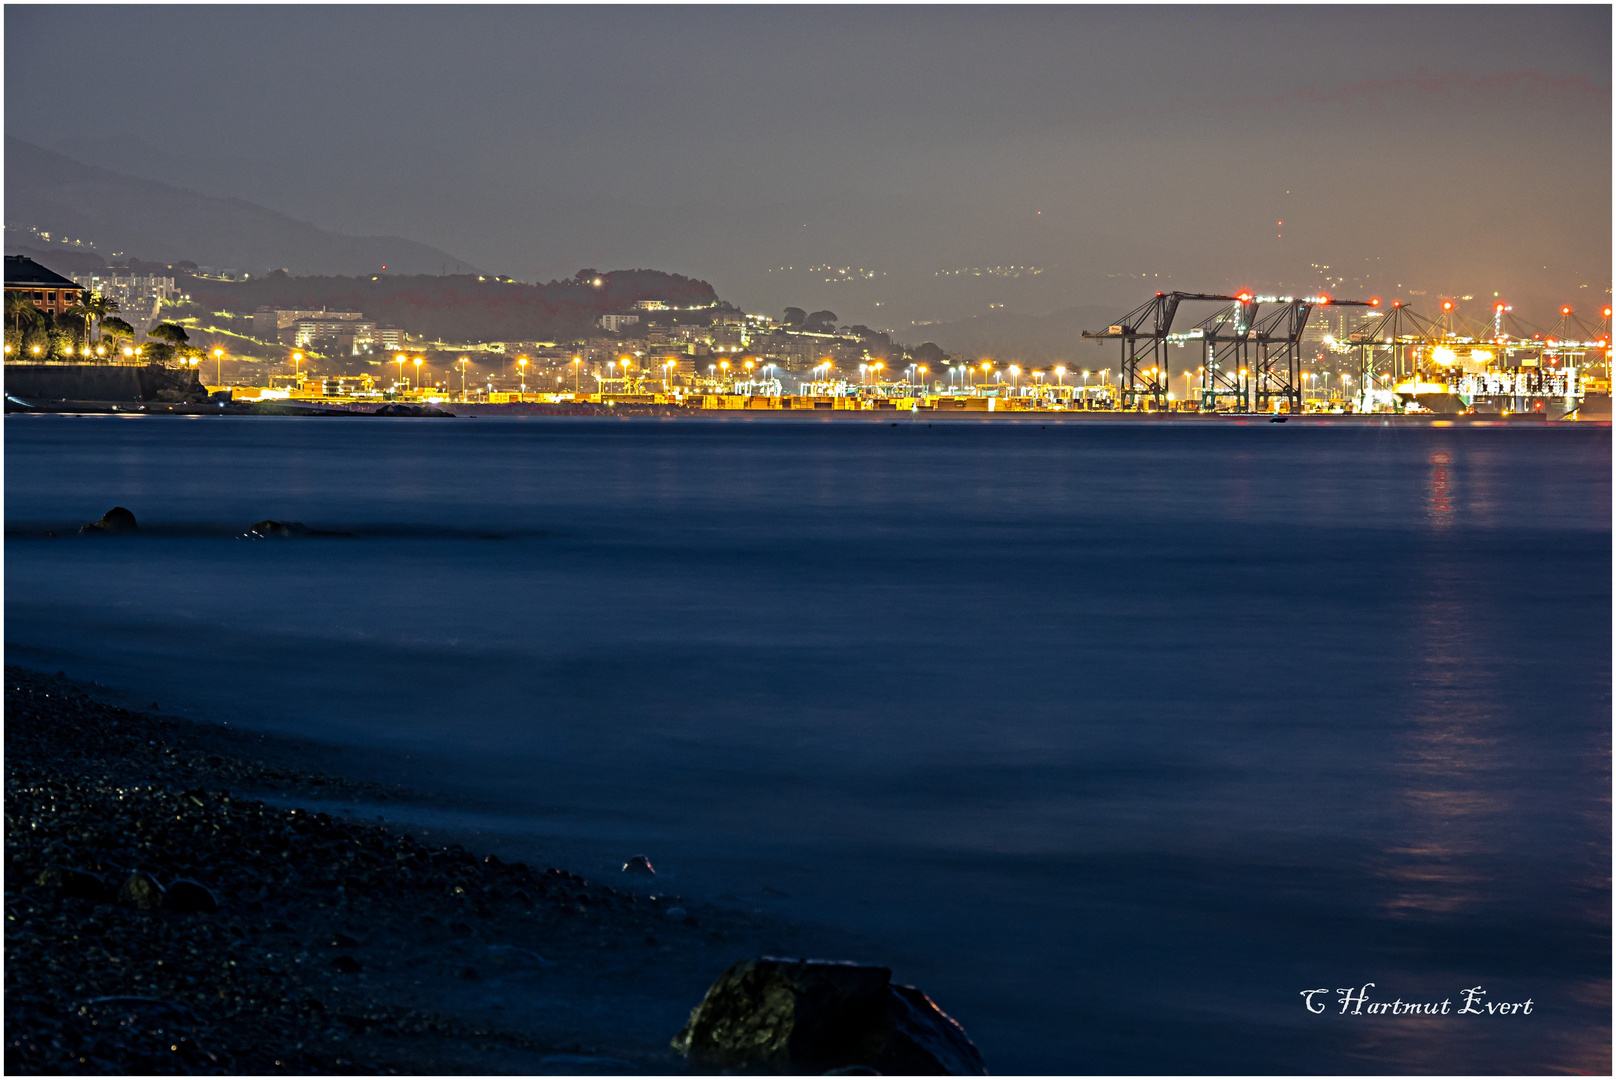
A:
[3,666,850,1074]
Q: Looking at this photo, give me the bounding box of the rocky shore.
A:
[3,666,861,1074]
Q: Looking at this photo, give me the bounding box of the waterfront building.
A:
[5,255,84,316]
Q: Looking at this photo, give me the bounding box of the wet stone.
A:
[117,871,165,910]
[671,957,987,1075]
[38,866,112,902]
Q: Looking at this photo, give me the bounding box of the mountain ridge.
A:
[4,137,478,277]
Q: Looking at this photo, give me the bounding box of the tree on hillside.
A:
[148,322,191,347]
[782,307,806,327]
[804,309,838,332]
[912,341,946,366]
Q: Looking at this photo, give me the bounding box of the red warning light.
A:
[1496,303,1506,312]
[1562,306,1573,316]
[1605,307,1613,318]
[1317,293,1330,305]
[1442,300,1453,311]
[1369,297,1380,307]
[1237,292,1252,302]
[1392,300,1403,308]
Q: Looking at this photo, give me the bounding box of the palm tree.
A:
[67,291,118,344]
[6,292,42,338]
[65,295,93,345]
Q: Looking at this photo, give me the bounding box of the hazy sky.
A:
[7,5,1611,330]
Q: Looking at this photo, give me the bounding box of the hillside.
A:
[922,304,1124,365]
[4,138,475,277]
[181,268,723,343]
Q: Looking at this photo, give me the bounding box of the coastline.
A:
[3,665,853,1074]
[4,399,1603,424]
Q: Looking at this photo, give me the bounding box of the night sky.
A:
[6,6,1610,329]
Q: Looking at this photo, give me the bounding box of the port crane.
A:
[1082,291,1374,413]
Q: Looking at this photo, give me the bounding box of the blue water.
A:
[5,414,1610,1073]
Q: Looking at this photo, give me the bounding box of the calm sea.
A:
[5,414,1610,1073]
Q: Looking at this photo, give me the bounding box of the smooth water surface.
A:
[6,415,1610,1073]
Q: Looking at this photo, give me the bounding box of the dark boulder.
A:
[80,506,138,534]
[37,866,113,901]
[622,854,656,876]
[164,878,219,914]
[671,958,986,1075]
[331,955,363,974]
[117,871,166,910]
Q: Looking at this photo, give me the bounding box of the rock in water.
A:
[882,984,988,1075]
[671,957,987,1075]
[622,854,656,876]
[80,506,138,534]
[116,871,166,910]
[374,403,453,417]
[243,520,308,540]
[164,878,219,914]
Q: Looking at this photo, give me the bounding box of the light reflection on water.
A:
[3,415,1609,1074]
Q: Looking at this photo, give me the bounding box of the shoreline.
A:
[3,400,1604,425]
[3,665,857,1074]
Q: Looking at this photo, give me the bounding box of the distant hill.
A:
[921,304,1123,364]
[4,138,476,277]
[181,268,723,343]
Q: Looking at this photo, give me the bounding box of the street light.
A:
[395,353,407,390]
[458,357,469,398]
[518,356,528,393]
[213,347,224,385]
[293,351,304,383]
[572,356,582,393]
[413,356,423,389]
